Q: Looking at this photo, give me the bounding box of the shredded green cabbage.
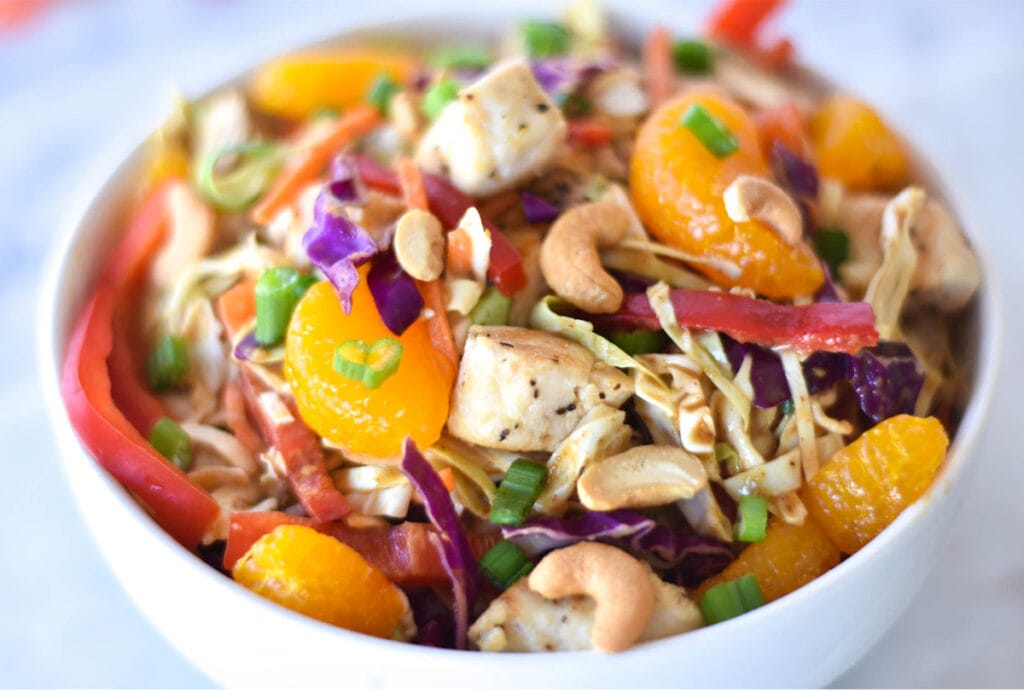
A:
[864,187,925,341]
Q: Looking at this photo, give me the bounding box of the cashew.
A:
[723,175,803,245]
[540,201,629,313]
[393,208,444,281]
[527,542,656,652]
[576,444,708,511]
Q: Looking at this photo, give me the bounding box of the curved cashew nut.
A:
[528,542,656,652]
[394,208,444,281]
[576,444,708,511]
[723,175,803,245]
[539,201,630,314]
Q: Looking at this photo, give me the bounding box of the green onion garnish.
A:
[333,337,404,389]
[734,495,769,542]
[470,286,512,326]
[583,175,610,202]
[429,44,492,70]
[479,539,534,591]
[680,103,739,159]
[421,79,461,121]
[490,458,548,526]
[699,573,766,625]
[814,227,850,277]
[195,140,285,212]
[367,73,399,117]
[554,91,591,118]
[520,20,570,58]
[714,441,741,476]
[780,399,795,416]
[148,416,192,471]
[147,335,189,392]
[608,330,668,356]
[672,39,713,74]
[255,267,313,346]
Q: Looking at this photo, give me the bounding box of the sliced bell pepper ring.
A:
[354,155,527,296]
[238,368,350,523]
[594,290,879,355]
[61,181,219,548]
[567,119,615,147]
[706,0,787,47]
[223,510,499,585]
[62,288,220,548]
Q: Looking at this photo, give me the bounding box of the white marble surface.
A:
[2,0,1022,686]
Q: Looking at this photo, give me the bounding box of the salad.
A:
[61,0,981,653]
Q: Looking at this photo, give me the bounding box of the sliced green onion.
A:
[734,495,769,542]
[148,417,192,471]
[672,39,713,74]
[367,73,399,116]
[699,573,765,625]
[421,79,461,121]
[255,267,310,346]
[520,20,570,58]
[490,458,548,526]
[554,91,591,118]
[429,44,492,70]
[814,227,850,277]
[680,103,739,159]
[780,399,795,416]
[147,335,189,392]
[470,286,512,326]
[608,329,668,356]
[479,539,534,591]
[333,337,403,390]
[714,441,741,476]
[195,140,284,212]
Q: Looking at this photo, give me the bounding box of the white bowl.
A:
[39,7,1001,688]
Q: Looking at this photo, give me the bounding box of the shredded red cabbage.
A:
[629,524,735,587]
[520,192,560,223]
[232,330,260,361]
[367,250,423,336]
[502,509,656,556]
[400,438,479,650]
[771,142,818,201]
[531,57,609,97]
[849,342,925,423]
[301,188,377,313]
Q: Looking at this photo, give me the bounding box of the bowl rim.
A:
[35,5,1004,673]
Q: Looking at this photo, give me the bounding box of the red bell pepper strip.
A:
[238,368,350,523]
[61,181,219,548]
[706,0,787,46]
[596,290,879,355]
[354,155,527,296]
[567,119,614,148]
[224,511,498,584]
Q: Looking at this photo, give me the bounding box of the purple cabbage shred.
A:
[367,250,424,336]
[520,192,560,223]
[849,342,925,423]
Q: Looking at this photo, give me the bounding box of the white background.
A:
[2,0,1022,686]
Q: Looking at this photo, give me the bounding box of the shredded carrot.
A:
[438,467,457,493]
[754,101,808,159]
[215,277,258,339]
[567,119,614,147]
[395,157,460,375]
[223,378,266,455]
[397,158,429,212]
[251,105,382,226]
[446,227,474,276]
[643,25,673,110]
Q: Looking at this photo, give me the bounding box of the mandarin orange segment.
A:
[250,51,416,121]
[233,525,408,637]
[629,90,823,299]
[696,518,839,604]
[802,414,949,555]
[810,94,909,192]
[285,276,455,458]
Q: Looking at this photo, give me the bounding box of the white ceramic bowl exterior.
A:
[39,10,1000,688]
